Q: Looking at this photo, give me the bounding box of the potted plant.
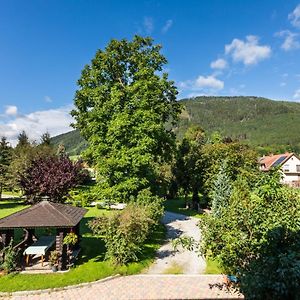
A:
[49,250,60,272]
[63,232,78,251]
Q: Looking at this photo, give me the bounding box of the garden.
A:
[0,199,165,292]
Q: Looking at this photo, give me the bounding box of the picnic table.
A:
[24,236,56,266]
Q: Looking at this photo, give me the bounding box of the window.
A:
[283,164,290,172]
[297,165,300,172]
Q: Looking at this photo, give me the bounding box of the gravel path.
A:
[147,211,206,274]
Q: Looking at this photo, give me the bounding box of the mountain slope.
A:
[51,96,300,155]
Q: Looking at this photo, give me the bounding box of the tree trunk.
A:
[191,188,199,211]
[0,182,2,200]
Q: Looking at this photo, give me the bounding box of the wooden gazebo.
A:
[0,200,87,270]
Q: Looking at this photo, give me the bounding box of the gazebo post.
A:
[56,228,68,270]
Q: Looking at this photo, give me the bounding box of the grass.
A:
[0,202,166,292]
[163,262,184,274]
[164,197,203,218]
[1,190,22,197]
[205,259,222,274]
[0,200,28,218]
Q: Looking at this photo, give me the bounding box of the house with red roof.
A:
[259,152,300,187]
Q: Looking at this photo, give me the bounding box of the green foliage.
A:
[172,125,205,208]
[201,141,259,205]
[0,137,13,199]
[49,250,60,267]
[211,160,232,216]
[240,227,300,300]
[200,171,300,299]
[40,132,51,146]
[56,96,300,155]
[0,240,18,273]
[51,130,87,156]
[89,204,154,265]
[71,36,181,201]
[63,233,78,246]
[133,189,164,224]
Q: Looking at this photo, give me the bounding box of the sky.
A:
[1,0,300,145]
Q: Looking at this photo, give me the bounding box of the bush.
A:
[133,189,164,224]
[89,204,154,265]
[0,241,18,273]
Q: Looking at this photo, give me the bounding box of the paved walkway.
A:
[1,212,244,299]
[147,212,206,274]
[2,275,243,299]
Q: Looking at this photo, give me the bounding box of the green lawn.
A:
[0,202,166,292]
[164,198,203,218]
[205,259,222,274]
[0,200,28,218]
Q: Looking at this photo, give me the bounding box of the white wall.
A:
[281,155,300,183]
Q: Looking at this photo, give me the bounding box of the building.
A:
[259,152,300,187]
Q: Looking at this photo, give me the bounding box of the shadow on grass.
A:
[78,236,106,264]
[164,198,204,218]
[0,201,26,210]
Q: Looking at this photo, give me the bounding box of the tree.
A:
[40,132,51,146]
[71,36,181,201]
[201,141,258,205]
[173,125,205,209]
[200,171,300,299]
[16,130,30,149]
[9,131,55,191]
[19,155,87,203]
[211,160,232,217]
[0,137,12,199]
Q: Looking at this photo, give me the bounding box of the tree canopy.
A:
[71,36,181,201]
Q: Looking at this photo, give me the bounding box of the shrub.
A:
[89,204,154,265]
[0,241,18,273]
[133,189,164,224]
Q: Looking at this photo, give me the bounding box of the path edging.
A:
[0,274,121,297]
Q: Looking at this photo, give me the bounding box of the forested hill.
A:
[51,96,300,155]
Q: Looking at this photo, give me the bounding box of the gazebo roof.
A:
[0,201,87,229]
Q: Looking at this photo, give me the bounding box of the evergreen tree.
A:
[40,132,51,146]
[16,130,30,148]
[211,160,232,216]
[0,137,12,199]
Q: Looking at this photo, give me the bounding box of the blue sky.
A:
[1,0,300,144]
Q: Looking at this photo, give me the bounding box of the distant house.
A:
[259,152,300,187]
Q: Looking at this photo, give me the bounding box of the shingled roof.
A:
[0,201,87,229]
[259,152,294,171]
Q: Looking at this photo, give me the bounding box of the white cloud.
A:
[289,4,300,28]
[5,105,18,116]
[195,75,224,90]
[143,17,154,34]
[210,58,228,70]
[276,30,300,51]
[225,35,271,65]
[162,19,173,33]
[44,96,53,103]
[294,88,300,99]
[280,82,287,87]
[0,105,73,146]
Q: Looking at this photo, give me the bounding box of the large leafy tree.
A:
[201,141,258,205]
[71,36,181,201]
[173,125,205,209]
[19,155,86,203]
[0,137,12,199]
[200,171,300,299]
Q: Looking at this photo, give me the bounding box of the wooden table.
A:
[24,236,55,266]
